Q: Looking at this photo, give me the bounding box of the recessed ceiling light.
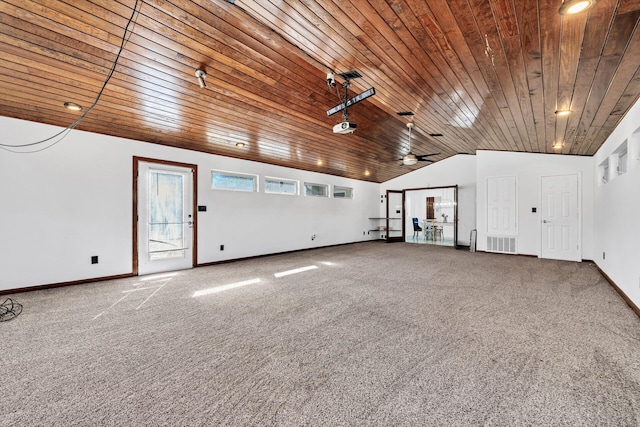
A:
[316,160,323,166]
[555,109,571,116]
[235,142,245,148]
[364,170,371,176]
[558,0,596,15]
[63,102,82,111]
[552,142,564,150]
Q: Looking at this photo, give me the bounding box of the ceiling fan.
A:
[400,122,439,166]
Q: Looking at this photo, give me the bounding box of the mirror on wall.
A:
[403,185,458,247]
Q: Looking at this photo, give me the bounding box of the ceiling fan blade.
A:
[416,153,440,159]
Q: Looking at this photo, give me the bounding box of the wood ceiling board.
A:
[572,10,640,154]
[241,0,484,152]
[517,0,546,153]
[448,0,527,152]
[413,10,507,152]
[393,2,503,149]
[2,0,640,182]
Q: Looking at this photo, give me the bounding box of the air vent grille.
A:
[486,236,517,254]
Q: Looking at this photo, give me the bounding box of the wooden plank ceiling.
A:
[1,0,640,182]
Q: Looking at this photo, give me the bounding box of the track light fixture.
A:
[195,69,207,88]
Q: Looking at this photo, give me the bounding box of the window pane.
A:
[333,186,353,198]
[304,183,328,197]
[148,171,185,259]
[265,178,297,195]
[211,171,256,191]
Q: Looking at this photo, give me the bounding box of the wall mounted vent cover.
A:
[486,236,517,254]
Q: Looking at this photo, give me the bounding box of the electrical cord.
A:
[0,298,23,322]
[0,0,142,154]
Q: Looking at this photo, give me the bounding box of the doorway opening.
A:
[403,185,458,248]
[133,157,198,276]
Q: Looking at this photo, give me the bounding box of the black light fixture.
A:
[558,0,596,15]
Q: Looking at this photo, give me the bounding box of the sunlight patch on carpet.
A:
[274,265,318,278]
[192,278,262,297]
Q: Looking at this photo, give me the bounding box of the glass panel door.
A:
[137,161,194,275]
[148,171,187,261]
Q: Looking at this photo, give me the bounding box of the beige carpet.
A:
[2,242,639,426]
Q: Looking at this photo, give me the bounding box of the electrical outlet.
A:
[91,256,98,264]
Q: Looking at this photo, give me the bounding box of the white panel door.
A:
[487,175,517,235]
[138,162,194,275]
[540,174,581,262]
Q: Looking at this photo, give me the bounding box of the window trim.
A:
[333,185,354,199]
[303,182,329,197]
[264,176,299,195]
[613,140,628,175]
[211,169,258,192]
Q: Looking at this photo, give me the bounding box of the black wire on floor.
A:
[0,298,23,322]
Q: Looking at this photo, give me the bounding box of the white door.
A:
[540,174,581,262]
[137,161,194,275]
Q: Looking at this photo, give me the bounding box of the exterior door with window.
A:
[540,174,581,262]
[137,160,195,275]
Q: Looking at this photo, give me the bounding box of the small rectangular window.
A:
[333,185,353,199]
[211,170,257,192]
[265,177,298,195]
[599,158,609,184]
[303,182,328,197]
[614,141,628,175]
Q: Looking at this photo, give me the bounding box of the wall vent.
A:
[486,236,517,254]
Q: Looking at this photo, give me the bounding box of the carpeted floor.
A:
[2,242,639,426]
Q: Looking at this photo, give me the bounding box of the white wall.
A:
[0,117,379,291]
[593,98,640,308]
[381,155,477,245]
[475,150,594,259]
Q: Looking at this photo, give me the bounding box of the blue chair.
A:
[412,217,422,239]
